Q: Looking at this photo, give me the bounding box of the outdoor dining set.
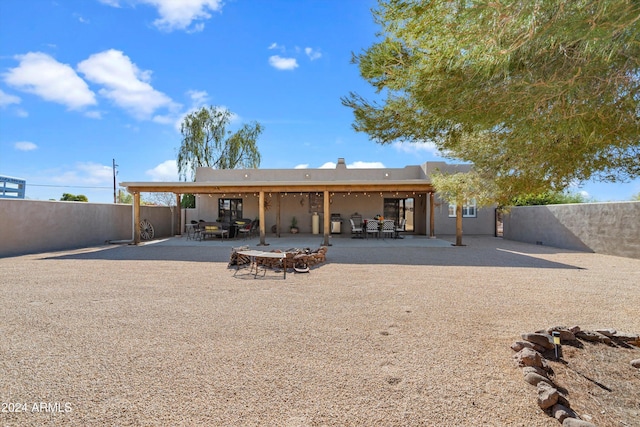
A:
[185,219,259,241]
[349,217,406,239]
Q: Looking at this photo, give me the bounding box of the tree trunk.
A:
[455,203,464,246]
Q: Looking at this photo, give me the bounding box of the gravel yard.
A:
[1,236,638,426]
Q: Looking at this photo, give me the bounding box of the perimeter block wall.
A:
[503,202,640,259]
[0,199,176,258]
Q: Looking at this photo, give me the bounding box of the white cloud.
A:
[77,49,176,120]
[349,161,385,169]
[305,47,322,61]
[3,52,97,110]
[84,110,103,119]
[393,140,443,157]
[0,89,21,107]
[319,161,385,169]
[268,55,298,71]
[146,160,178,181]
[101,0,223,32]
[50,162,113,185]
[14,141,37,151]
[294,164,309,169]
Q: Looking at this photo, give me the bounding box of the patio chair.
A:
[381,219,395,239]
[249,219,259,238]
[237,220,253,240]
[394,218,406,239]
[349,218,363,238]
[365,219,379,239]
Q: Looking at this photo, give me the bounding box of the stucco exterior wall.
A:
[0,200,176,258]
[503,202,640,259]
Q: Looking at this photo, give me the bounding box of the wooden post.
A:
[276,193,281,237]
[323,190,330,246]
[258,191,268,246]
[429,191,436,238]
[133,191,141,244]
[176,193,182,236]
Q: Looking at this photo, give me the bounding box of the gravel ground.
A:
[1,236,638,426]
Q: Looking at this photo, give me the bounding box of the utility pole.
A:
[112,159,118,203]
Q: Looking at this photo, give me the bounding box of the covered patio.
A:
[120,159,456,246]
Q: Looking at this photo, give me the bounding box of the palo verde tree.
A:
[177,106,263,181]
[343,0,640,206]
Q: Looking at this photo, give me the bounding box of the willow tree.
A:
[177,106,263,181]
[343,0,640,205]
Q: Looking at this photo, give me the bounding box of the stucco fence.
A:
[503,201,640,259]
[0,199,177,258]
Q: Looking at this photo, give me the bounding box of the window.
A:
[218,198,243,222]
[448,199,477,218]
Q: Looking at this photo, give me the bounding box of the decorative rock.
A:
[595,328,616,337]
[631,359,640,369]
[537,382,559,409]
[575,330,612,345]
[524,372,553,387]
[552,404,577,423]
[569,325,581,334]
[562,418,596,427]
[613,332,640,343]
[514,347,543,368]
[522,366,549,377]
[511,340,547,353]
[521,332,555,350]
[547,326,576,342]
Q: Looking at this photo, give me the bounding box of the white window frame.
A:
[448,199,477,218]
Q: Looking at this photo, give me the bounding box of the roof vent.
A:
[336,158,346,169]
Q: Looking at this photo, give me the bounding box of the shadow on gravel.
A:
[42,242,581,269]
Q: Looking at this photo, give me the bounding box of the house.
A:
[120,158,496,244]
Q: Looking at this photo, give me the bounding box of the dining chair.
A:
[381,219,395,239]
[350,218,363,238]
[394,218,406,239]
[365,219,379,239]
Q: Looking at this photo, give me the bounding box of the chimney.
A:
[336,158,346,170]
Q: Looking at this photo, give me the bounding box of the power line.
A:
[27,184,112,189]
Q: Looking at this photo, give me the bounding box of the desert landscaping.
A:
[1,236,638,426]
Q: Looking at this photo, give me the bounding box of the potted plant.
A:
[290,216,299,234]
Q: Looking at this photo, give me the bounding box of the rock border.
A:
[511,326,640,427]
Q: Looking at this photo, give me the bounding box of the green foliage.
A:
[177,106,263,181]
[181,194,196,209]
[117,189,132,204]
[290,216,298,229]
[343,0,640,205]
[631,192,640,201]
[60,193,88,202]
[511,192,589,206]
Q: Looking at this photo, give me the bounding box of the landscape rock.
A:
[522,366,549,377]
[569,325,581,334]
[547,326,576,342]
[552,403,577,423]
[631,359,640,369]
[575,330,612,345]
[562,418,596,427]
[513,347,543,368]
[521,332,555,350]
[524,372,553,387]
[536,382,558,409]
[612,332,640,344]
[511,340,547,353]
[595,328,616,337]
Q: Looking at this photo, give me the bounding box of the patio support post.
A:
[276,193,281,237]
[429,191,436,238]
[176,193,182,236]
[133,191,141,244]
[322,190,330,246]
[258,190,268,246]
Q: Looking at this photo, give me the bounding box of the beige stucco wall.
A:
[0,199,176,258]
[503,202,640,259]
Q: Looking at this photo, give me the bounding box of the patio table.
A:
[235,250,288,279]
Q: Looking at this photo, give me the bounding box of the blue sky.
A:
[1,0,638,203]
